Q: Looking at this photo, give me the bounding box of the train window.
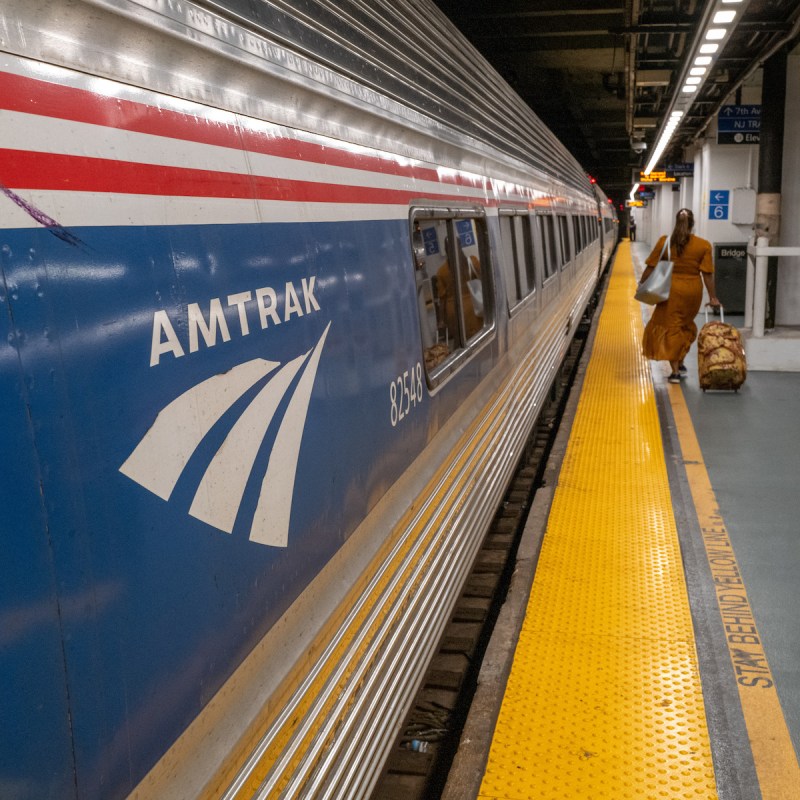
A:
[557,214,571,268]
[410,208,493,384]
[499,209,536,309]
[538,214,558,280]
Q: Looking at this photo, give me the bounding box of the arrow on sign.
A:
[713,192,726,202]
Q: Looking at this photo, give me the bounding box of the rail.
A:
[745,237,800,336]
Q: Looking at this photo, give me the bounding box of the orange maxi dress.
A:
[642,234,713,362]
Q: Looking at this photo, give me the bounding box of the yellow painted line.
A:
[479,241,718,799]
[669,386,800,799]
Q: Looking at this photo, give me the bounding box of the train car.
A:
[594,181,621,266]
[0,1,617,798]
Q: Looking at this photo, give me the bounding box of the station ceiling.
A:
[433,0,800,207]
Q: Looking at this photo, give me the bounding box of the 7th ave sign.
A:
[718,104,761,145]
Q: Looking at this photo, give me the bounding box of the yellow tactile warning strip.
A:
[479,241,718,799]
[669,386,800,799]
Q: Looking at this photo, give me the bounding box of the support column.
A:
[756,46,788,328]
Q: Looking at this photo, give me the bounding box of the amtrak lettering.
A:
[150,276,321,366]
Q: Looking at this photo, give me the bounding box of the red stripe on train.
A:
[0,71,486,190]
[0,149,487,205]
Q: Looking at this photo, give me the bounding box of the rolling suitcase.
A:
[697,306,746,392]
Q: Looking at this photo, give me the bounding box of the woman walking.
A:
[638,208,720,383]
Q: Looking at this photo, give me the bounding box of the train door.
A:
[498,207,539,347]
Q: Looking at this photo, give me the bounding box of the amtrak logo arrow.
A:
[120,323,331,547]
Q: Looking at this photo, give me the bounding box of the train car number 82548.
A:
[390,363,423,427]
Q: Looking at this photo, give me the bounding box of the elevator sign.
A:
[717,105,761,145]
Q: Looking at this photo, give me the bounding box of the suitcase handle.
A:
[704,303,724,324]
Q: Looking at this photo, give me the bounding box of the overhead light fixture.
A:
[634,0,752,188]
[643,111,684,174]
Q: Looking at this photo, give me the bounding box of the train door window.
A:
[498,212,521,306]
[410,208,494,385]
[521,214,536,295]
[499,209,536,310]
[557,214,571,268]
[538,214,558,280]
[572,216,582,253]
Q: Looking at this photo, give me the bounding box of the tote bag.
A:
[466,259,484,317]
[635,239,672,305]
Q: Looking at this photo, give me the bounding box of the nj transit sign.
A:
[718,105,760,145]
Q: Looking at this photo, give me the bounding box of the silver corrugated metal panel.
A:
[200,0,591,192]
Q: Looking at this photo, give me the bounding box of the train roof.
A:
[201,0,593,194]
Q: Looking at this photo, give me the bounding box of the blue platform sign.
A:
[422,225,439,255]
[667,162,694,178]
[456,218,477,247]
[718,105,760,145]
[709,190,730,220]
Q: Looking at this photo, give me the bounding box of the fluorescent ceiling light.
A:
[644,0,744,177]
[643,112,683,174]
